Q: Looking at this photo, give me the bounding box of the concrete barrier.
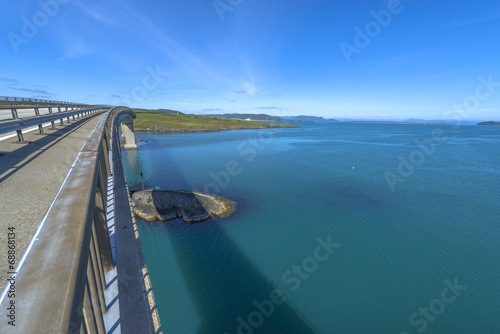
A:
[0,106,160,333]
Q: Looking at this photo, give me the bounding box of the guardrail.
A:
[0,105,108,142]
[0,106,147,333]
[0,96,103,107]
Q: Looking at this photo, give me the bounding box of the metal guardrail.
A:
[0,105,108,142]
[0,96,105,107]
[0,106,142,333]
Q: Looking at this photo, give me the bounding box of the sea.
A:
[121,121,500,334]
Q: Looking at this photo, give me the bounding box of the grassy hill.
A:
[134,108,185,115]
[203,113,285,121]
[132,109,300,133]
[282,115,339,122]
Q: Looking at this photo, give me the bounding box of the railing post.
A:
[82,284,98,333]
[11,108,25,142]
[59,106,64,126]
[94,159,113,272]
[11,108,18,119]
[87,234,107,332]
[102,133,111,178]
[48,107,56,129]
[66,107,70,123]
[34,107,45,134]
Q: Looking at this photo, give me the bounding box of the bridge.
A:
[0,98,161,333]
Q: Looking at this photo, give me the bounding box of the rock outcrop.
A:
[131,190,235,223]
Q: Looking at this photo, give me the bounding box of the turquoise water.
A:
[122,122,500,334]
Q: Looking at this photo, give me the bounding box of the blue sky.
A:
[1,0,500,120]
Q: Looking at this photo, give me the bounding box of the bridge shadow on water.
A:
[151,218,317,334]
[126,142,317,333]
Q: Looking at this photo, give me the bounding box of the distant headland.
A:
[132,109,300,133]
[477,121,500,126]
[130,108,500,131]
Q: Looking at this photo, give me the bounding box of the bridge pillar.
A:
[121,118,137,149]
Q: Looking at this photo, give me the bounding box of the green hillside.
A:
[132,109,299,133]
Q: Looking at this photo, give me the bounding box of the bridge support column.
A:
[121,120,137,149]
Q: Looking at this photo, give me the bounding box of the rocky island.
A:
[131,190,235,223]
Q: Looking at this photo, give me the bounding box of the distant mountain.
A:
[477,121,500,125]
[403,118,469,124]
[336,118,481,125]
[135,108,184,115]
[203,113,285,121]
[282,115,339,122]
[345,121,449,125]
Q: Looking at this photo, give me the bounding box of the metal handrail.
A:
[0,96,109,107]
[0,106,108,142]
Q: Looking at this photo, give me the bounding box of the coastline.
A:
[134,124,299,133]
[132,109,300,133]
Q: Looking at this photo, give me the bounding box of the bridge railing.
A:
[0,106,139,333]
[0,105,109,142]
[0,96,102,106]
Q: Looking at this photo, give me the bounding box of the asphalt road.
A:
[0,112,105,290]
[0,107,53,119]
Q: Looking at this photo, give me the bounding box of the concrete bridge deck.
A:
[0,113,105,289]
[0,106,161,333]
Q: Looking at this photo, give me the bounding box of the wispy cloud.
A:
[234,89,248,94]
[64,1,258,99]
[73,0,122,27]
[240,81,258,95]
[60,40,92,59]
[157,91,165,95]
[367,47,447,69]
[256,106,287,110]
[168,101,190,105]
[115,2,251,90]
[437,12,500,30]
[11,87,51,94]
[461,108,500,114]
[202,108,225,112]
[119,3,209,76]
[0,77,18,83]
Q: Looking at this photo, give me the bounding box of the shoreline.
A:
[132,109,300,133]
[134,124,300,133]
